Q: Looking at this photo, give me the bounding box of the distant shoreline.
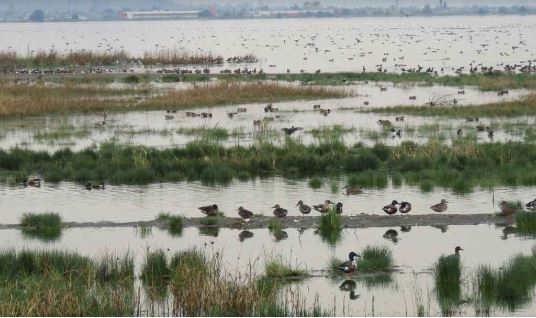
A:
[1,12,535,24]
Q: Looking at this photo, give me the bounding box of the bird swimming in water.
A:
[85,182,105,190]
[343,185,363,195]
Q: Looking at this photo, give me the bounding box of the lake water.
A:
[2,224,536,316]
[1,15,535,73]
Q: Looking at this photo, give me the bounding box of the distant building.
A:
[118,11,200,20]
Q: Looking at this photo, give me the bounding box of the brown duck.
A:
[199,204,219,216]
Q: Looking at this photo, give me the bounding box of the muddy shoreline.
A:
[0,213,509,231]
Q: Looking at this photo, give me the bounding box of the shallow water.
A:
[0,82,529,152]
[0,178,533,223]
[1,16,535,74]
[1,224,535,316]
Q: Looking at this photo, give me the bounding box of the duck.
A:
[525,199,536,210]
[395,116,405,121]
[282,126,303,136]
[446,246,463,260]
[313,200,333,213]
[498,201,516,216]
[23,177,41,187]
[399,201,412,214]
[296,200,311,215]
[85,182,105,190]
[272,204,288,218]
[338,251,361,273]
[199,204,219,216]
[457,129,463,136]
[237,206,254,219]
[383,200,399,215]
[335,202,343,214]
[390,128,402,138]
[343,185,363,195]
[431,199,448,213]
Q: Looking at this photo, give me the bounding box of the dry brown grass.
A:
[140,82,346,109]
[0,81,345,117]
[0,49,223,68]
[142,49,223,65]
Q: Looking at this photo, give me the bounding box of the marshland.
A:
[1,13,536,317]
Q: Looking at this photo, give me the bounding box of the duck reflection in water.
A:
[432,224,449,233]
[383,229,399,243]
[239,230,254,242]
[339,280,360,300]
[501,226,517,240]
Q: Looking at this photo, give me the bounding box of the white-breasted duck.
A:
[526,199,536,210]
[23,177,41,187]
[399,202,412,214]
[383,200,399,215]
[313,200,333,213]
[85,182,105,190]
[338,251,361,273]
[335,202,343,214]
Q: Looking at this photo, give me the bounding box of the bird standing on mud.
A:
[313,200,333,213]
[199,204,219,216]
[383,200,399,215]
[399,201,412,214]
[237,206,254,219]
[296,200,311,215]
[272,204,288,218]
[430,199,448,213]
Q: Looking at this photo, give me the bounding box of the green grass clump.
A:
[264,256,308,279]
[267,219,288,241]
[516,212,536,235]
[308,177,323,189]
[434,254,462,316]
[140,250,171,287]
[475,251,536,312]
[20,212,62,241]
[318,211,343,247]
[199,216,219,226]
[0,249,134,315]
[356,246,394,272]
[122,74,140,83]
[157,213,184,237]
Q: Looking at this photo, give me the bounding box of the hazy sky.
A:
[1,0,534,12]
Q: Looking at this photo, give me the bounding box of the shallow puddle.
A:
[0,83,529,152]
